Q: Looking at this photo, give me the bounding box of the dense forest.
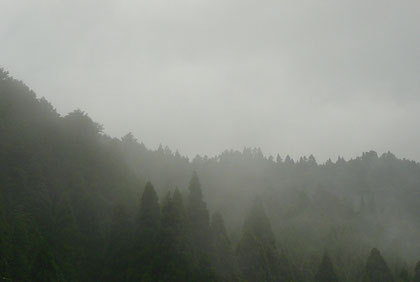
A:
[1,68,420,281]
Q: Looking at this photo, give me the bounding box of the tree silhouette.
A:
[315,252,338,282]
[237,198,290,282]
[413,261,420,282]
[361,248,394,282]
[211,212,237,281]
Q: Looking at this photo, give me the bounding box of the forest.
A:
[1,68,420,281]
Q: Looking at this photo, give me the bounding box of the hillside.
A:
[1,68,419,281]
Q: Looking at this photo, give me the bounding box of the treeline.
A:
[103,173,420,282]
[101,172,289,281]
[1,67,420,281]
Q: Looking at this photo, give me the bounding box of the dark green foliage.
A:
[185,172,217,281]
[237,198,290,282]
[102,204,132,281]
[156,190,189,281]
[132,182,161,280]
[211,212,238,281]
[137,182,160,238]
[397,267,410,282]
[315,253,338,282]
[1,68,419,281]
[413,261,420,282]
[186,172,212,256]
[30,241,64,282]
[362,248,394,282]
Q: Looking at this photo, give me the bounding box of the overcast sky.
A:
[1,0,419,161]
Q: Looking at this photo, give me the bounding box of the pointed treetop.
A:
[141,182,159,206]
[173,187,184,209]
[241,197,276,248]
[237,196,291,282]
[122,132,137,144]
[138,181,160,230]
[211,212,227,237]
[187,171,208,222]
[315,252,338,282]
[284,155,294,165]
[362,248,394,282]
[188,171,202,198]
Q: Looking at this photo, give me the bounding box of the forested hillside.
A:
[1,68,419,281]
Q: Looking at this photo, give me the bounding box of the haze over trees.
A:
[1,68,420,281]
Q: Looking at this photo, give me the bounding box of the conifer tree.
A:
[137,182,160,238]
[30,241,64,282]
[211,212,237,281]
[397,267,410,282]
[361,248,394,282]
[236,198,290,282]
[133,182,161,280]
[158,191,189,281]
[413,261,420,282]
[186,172,217,281]
[186,172,211,255]
[102,204,132,282]
[315,252,338,282]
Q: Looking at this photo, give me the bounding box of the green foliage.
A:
[211,212,238,281]
[315,253,338,282]
[397,267,410,282]
[186,172,212,257]
[413,261,420,282]
[237,198,291,282]
[137,181,160,237]
[102,204,132,281]
[1,68,419,281]
[362,248,394,282]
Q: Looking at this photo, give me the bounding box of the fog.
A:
[1,1,420,281]
[1,0,419,161]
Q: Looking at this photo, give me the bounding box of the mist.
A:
[2,0,420,161]
[1,1,420,281]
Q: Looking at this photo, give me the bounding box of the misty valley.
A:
[1,68,420,282]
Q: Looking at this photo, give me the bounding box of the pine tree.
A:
[102,204,132,282]
[186,172,211,255]
[137,182,160,237]
[315,253,338,282]
[133,182,161,280]
[413,261,420,282]
[30,241,64,282]
[397,267,410,282]
[361,248,394,282]
[236,198,290,282]
[50,193,81,281]
[186,172,216,281]
[211,212,237,281]
[158,190,189,281]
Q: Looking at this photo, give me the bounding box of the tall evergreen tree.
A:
[236,198,290,282]
[137,182,160,237]
[315,252,338,282]
[413,261,420,282]
[211,212,238,281]
[361,248,394,282]
[132,182,161,281]
[102,204,132,282]
[186,172,211,255]
[30,241,64,282]
[185,172,217,281]
[397,267,410,282]
[158,190,189,281]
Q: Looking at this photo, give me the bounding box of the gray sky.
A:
[1,0,419,161]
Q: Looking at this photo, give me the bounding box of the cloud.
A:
[1,0,419,161]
